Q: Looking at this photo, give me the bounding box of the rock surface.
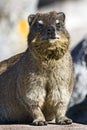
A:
[66,37,87,124]
[67,96,87,124]
[0,123,87,130]
[69,37,87,107]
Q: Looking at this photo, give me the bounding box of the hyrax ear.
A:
[57,12,65,23]
[28,14,35,26]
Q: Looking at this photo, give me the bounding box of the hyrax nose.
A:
[47,26,55,37]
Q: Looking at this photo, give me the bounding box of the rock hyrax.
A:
[0,11,74,125]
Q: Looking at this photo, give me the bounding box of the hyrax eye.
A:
[36,20,44,29]
[56,19,61,28]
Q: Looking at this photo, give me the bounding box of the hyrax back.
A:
[0,53,23,75]
[0,11,74,125]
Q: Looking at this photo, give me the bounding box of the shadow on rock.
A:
[67,95,87,125]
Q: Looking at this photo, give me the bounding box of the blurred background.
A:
[0,0,87,124]
[0,0,87,61]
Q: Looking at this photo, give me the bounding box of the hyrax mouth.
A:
[30,33,69,60]
[48,38,60,50]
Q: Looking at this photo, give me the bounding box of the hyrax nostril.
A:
[47,26,55,35]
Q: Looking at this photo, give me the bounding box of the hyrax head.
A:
[27,11,70,60]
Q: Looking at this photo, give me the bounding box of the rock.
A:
[67,96,87,124]
[71,38,87,63]
[0,123,86,130]
[67,37,87,124]
[69,37,87,107]
[38,0,79,8]
[0,0,39,61]
[38,0,58,8]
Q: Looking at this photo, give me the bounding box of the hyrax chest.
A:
[40,68,61,120]
[42,59,69,107]
[45,71,60,107]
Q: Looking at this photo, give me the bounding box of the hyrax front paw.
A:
[32,120,48,126]
[56,116,72,125]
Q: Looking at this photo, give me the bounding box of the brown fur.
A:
[0,53,23,74]
[0,11,74,125]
